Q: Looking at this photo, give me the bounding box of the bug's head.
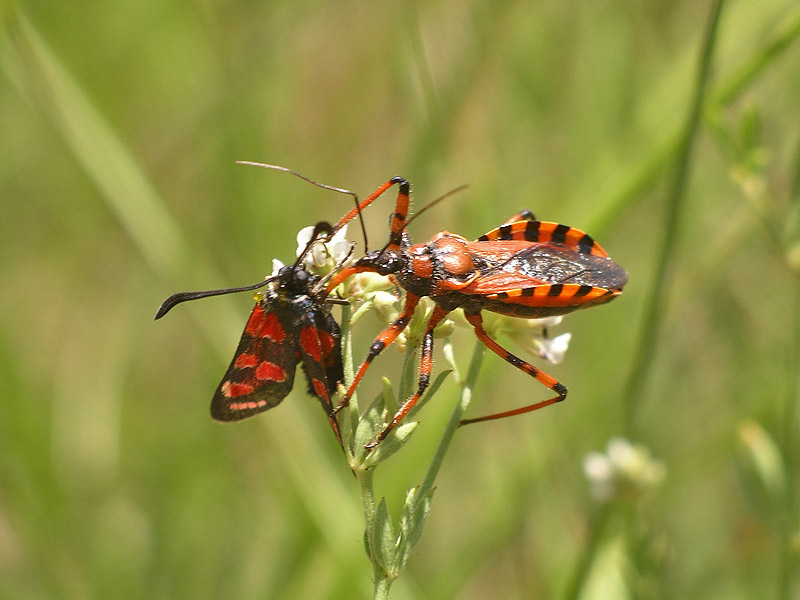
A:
[352,247,407,277]
[274,263,317,296]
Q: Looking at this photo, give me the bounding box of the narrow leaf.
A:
[372,498,397,575]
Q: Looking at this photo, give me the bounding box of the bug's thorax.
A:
[393,232,475,296]
[429,232,475,277]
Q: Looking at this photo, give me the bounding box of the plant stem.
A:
[561,505,613,600]
[419,340,486,499]
[355,466,391,599]
[373,576,392,600]
[621,0,726,433]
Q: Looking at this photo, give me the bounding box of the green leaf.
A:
[371,498,397,576]
[738,102,762,153]
[352,391,387,464]
[406,369,451,421]
[381,376,397,415]
[362,422,419,468]
[396,486,435,570]
[735,420,790,530]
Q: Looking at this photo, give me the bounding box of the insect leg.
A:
[333,177,411,252]
[369,305,452,448]
[459,311,567,426]
[334,293,422,413]
[499,209,536,226]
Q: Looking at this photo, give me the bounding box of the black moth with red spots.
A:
[210,263,343,425]
[155,222,344,444]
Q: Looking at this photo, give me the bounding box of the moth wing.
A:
[210,303,299,422]
[297,310,343,408]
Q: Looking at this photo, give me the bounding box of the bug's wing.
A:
[476,220,609,258]
[462,269,547,295]
[466,242,628,289]
[297,309,344,444]
[297,310,343,408]
[460,243,628,315]
[210,303,299,422]
[465,270,621,307]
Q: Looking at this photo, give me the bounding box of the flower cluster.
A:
[271,224,352,277]
[583,437,666,503]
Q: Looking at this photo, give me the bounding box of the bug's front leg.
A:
[368,305,452,449]
[335,293,421,414]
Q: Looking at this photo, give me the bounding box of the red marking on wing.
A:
[311,378,328,401]
[221,381,255,398]
[245,306,286,342]
[228,399,268,411]
[234,353,258,368]
[255,361,286,381]
[299,327,335,362]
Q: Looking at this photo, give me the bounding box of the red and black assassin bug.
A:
[154,221,346,445]
[324,179,628,448]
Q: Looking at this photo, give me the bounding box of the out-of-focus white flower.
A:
[583,437,666,503]
[529,331,572,364]
[295,224,351,273]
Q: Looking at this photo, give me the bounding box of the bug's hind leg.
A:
[460,311,567,426]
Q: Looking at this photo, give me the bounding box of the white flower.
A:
[583,437,666,503]
[295,224,351,273]
[270,259,285,277]
[530,332,572,364]
[482,314,572,365]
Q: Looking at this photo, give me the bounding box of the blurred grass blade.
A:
[621,0,726,431]
[585,3,800,236]
[1,11,185,278]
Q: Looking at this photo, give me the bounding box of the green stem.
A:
[778,251,800,600]
[419,340,486,499]
[356,467,391,599]
[561,505,613,600]
[587,5,800,238]
[778,132,800,600]
[621,0,726,434]
[373,575,392,600]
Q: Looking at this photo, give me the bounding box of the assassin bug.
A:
[324,179,628,448]
[154,221,347,444]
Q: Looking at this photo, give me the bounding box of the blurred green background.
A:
[1,1,799,598]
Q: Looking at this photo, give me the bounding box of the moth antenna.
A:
[154,278,274,320]
[236,161,370,252]
[292,221,334,270]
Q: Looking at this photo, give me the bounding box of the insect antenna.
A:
[154,278,274,320]
[236,161,370,253]
[291,221,335,269]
